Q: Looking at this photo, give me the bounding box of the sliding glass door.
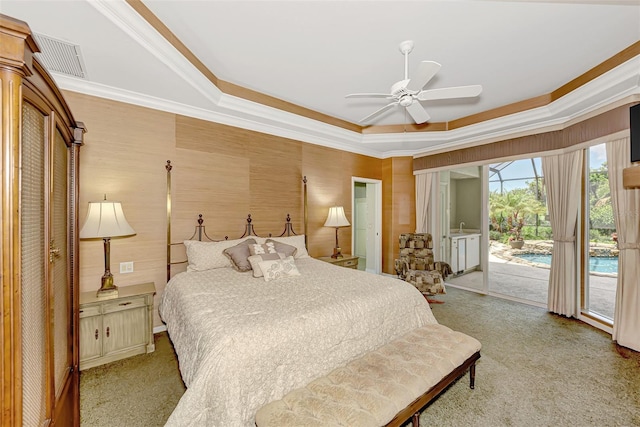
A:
[583,144,617,321]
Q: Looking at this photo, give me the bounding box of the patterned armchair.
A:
[394,233,448,296]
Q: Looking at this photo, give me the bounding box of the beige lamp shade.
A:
[324,206,350,228]
[80,200,135,239]
[324,206,350,259]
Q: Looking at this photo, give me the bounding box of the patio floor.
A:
[445,248,617,320]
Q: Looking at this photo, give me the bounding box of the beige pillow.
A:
[223,239,257,272]
[267,235,309,259]
[264,239,298,258]
[184,237,255,271]
[258,256,301,282]
[247,253,285,277]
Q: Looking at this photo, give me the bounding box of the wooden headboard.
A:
[165,160,308,281]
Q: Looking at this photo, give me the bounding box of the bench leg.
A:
[469,362,476,389]
[412,412,420,427]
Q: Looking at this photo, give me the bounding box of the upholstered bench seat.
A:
[255,324,481,427]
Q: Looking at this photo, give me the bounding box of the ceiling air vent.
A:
[33,33,87,79]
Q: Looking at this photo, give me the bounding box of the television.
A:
[631,103,640,163]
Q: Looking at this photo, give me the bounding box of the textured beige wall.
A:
[382,157,416,274]
[64,91,397,328]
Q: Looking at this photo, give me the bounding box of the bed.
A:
[159,162,439,426]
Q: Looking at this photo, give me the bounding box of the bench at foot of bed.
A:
[255,323,481,427]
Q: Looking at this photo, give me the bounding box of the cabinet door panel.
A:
[52,128,71,397]
[467,236,480,268]
[102,307,147,355]
[79,316,102,362]
[21,102,47,427]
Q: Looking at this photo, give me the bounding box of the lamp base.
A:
[96,272,119,300]
[331,247,343,259]
[96,287,119,300]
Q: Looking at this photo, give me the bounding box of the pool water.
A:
[515,253,618,274]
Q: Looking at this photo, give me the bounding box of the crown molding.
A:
[88,0,223,104]
[66,0,640,159]
[55,52,640,160]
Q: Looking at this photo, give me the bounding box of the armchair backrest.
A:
[398,233,435,271]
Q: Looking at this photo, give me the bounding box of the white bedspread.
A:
[159,257,437,427]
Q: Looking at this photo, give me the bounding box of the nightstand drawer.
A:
[103,296,146,314]
[318,255,359,269]
[341,258,357,267]
[79,305,101,318]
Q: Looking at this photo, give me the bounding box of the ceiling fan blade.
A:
[359,102,398,123]
[391,78,411,95]
[405,102,430,124]
[417,85,483,101]
[345,93,393,99]
[406,61,441,92]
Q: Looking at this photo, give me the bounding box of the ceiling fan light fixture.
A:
[399,96,413,107]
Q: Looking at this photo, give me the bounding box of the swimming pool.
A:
[515,253,618,274]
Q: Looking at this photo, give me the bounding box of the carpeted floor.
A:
[80,287,640,426]
[80,332,185,426]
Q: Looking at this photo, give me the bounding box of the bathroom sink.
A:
[449,232,480,237]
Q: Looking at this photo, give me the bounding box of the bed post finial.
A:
[241,214,257,238]
[197,214,204,226]
[166,160,172,172]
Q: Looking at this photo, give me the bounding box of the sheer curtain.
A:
[415,172,433,233]
[542,150,584,317]
[606,137,640,352]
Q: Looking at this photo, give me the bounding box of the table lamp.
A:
[324,206,350,258]
[80,197,135,299]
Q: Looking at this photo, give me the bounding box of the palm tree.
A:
[490,188,547,241]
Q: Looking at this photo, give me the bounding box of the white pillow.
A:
[184,237,255,271]
[267,235,309,259]
[258,256,301,282]
[247,253,285,277]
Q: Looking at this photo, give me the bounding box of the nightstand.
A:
[79,282,156,370]
[318,255,359,269]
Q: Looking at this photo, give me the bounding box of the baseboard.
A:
[153,325,167,334]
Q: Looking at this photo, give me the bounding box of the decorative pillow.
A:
[223,238,258,272]
[247,253,285,277]
[248,241,279,256]
[267,235,309,259]
[264,238,298,258]
[184,237,256,272]
[258,256,301,282]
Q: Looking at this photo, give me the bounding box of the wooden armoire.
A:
[1,14,84,426]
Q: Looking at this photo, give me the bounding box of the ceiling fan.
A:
[345,40,482,125]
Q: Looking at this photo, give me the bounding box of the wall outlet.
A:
[120,261,134,274]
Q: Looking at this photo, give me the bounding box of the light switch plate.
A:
[120,261,134,273]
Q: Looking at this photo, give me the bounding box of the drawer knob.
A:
[106,327,110,338]
[119,302,132,306]
[94,329,99,340]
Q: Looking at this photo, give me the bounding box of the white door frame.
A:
[351,177,382,274]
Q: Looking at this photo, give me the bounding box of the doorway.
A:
[352,177,382,274]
